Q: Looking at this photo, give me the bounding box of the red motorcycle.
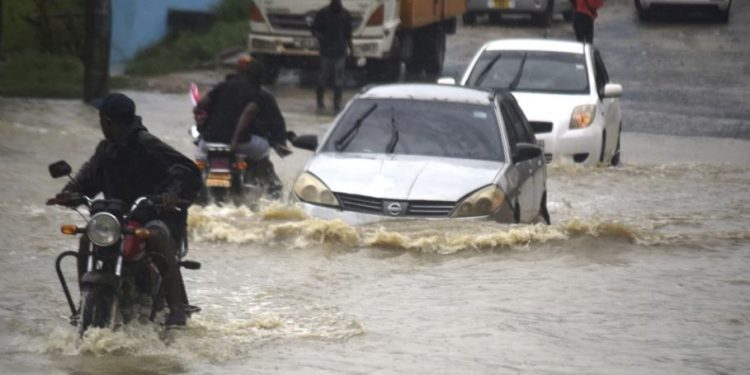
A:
[47,160,201,335]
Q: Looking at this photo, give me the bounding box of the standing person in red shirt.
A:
[573,0,603,43]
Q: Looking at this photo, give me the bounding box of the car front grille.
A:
[336,193,382,213]
[406,201,456,217]
[335,193,455,217]
[267,13,362,32]
[545,153,553,163]
[529,121,553,134]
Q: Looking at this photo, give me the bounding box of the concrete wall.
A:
[111,0,221,71]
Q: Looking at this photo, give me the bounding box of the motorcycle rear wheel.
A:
[79,285,114,336]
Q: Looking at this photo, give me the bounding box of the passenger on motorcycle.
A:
[193,54,290,198]
[58,93,202,326]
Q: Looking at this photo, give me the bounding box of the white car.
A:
[635,0,732,22]
[290,84,549,225]
[465,0,574,26]
[454,39,623,166]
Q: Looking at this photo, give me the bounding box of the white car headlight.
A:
[293,172,340,207]
[570,104,596,129]
[87,212,121,247]
[452,185,506,218]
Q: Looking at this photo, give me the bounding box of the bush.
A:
[0,52,82,97]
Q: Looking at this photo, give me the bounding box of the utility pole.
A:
[83,0,111,101]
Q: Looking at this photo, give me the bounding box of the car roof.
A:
[359,84,495,106]
[483,38,587,55]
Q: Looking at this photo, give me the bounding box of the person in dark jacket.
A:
[572,0,603,43]
[60,93,202,326]
[311,0,353,112]
[194,55,289,197]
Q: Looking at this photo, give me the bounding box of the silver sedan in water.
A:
[291,84,550,225]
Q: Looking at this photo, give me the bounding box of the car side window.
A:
[509,103,536,144]
[499,104,519,155]
[593,49,610,96]
[503,101,534,144]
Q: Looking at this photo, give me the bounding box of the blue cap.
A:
[91,93,136,124]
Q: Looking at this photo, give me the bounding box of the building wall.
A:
[111,0,221,70]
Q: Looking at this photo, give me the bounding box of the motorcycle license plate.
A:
[492,0,511,9]
[206,173,231,188]
[210,158,230,170]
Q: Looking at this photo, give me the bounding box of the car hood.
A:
[306,153,504,202]
[511,92,594,122]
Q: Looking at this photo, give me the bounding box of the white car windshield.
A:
[468,51,589,94]
[323,99,505,162]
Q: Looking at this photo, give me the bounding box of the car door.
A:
[501,100,540,222]
[593,49,619,159]
[506,100,544,221]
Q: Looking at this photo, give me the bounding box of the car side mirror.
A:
[290,134,319,151]
[602,83,623,99]
[514,143,543,164]
[437,77,456,85]
[48,160,72,179]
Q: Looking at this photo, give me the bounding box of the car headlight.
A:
[87,212,121,247]
[293,172,340,207]
[452,185,506,218]
[570,104,596,129]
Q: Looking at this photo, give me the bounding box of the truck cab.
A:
[248,0,464,82]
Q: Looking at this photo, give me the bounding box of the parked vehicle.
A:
[635,0,732,22]
[46,161,201,336]
[464,0,574,26]
[450,39,623,166]
[247,0,465,82]
[290,84,549,225]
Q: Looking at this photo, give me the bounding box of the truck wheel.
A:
[423,26,446,75]
[366,58,401,82]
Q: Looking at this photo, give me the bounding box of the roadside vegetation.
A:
[0,0,247,97]
[125,0,247,76]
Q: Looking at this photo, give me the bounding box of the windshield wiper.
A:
[474,53,503,87]
[385,106,399,153]
[334,103,378,151]
[508,53,528,91]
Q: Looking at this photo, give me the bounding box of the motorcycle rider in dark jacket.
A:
[59,93,202,326]
[194,55,289,197]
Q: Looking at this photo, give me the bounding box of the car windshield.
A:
[323,99,505,162]
[467,50,589,94]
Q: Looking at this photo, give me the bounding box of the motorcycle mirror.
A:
[49,160,72,179]
[291,134,319,151]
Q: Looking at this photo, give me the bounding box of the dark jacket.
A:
[200,75,287,146]
[200,74,258,143]
[311,3,353,59]
[253,87,288,147]
[65,119,202,214]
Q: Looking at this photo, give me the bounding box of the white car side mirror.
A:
[437,77,456,85]
[602,83,623,98]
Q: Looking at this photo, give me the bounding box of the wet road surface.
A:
[1,0,749,373]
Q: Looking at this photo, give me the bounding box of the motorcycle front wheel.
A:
[79,284,114,336]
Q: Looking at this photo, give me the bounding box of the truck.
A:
[247,0,466,83]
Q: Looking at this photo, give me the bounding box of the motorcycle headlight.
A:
[293,172,340,207]
[452,185,506,218]
[570,104,596,129]
[87,212,121,247]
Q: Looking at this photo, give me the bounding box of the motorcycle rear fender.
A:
[81,271,121,289]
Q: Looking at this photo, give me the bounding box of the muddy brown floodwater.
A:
[1,0,749,374]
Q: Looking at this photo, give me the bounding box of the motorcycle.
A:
[47,160,201,336]
[188,82,317,207]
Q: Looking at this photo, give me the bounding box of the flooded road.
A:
[2,0,750,374]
